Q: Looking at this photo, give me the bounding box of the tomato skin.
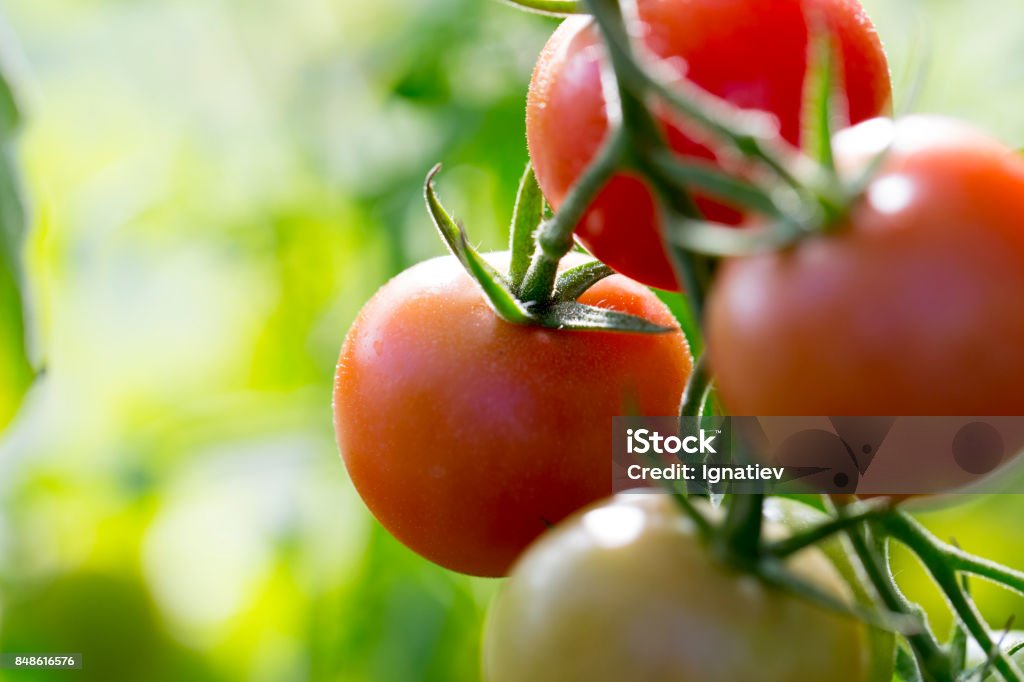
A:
[527,0,892,291]
[334,254,691,577]
[484,494,867,682]
[707,116,1024,417]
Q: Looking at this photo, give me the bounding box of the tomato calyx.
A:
[424,164,677,334]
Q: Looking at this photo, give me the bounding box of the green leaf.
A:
[424,165,535,325]
[538,301,675,334]
[508,164,545,294]
[552,260,613,302]
[801,27,845,175]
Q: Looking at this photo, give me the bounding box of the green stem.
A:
[846,524,953,682]
[894,527,1024,596]
[885,513,1024,682]
[721,493,764,565]
[670,493,714,539]
[499,0,585,15]
[584,0,804,186]
[951,552,1024,596]
[519,130,626,304]
[766,504,892,559]
[679,354,710,420]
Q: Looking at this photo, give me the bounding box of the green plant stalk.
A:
[846,524,953,682]
[584,0,806,187]
[721,493,764,565]
[884,513,1024,682]
[583,0,721,315]
[519,130,626,304]
[886,522,1024,596]
[766,504,892,559]
[679,354,710,419]
[670,493,714,539]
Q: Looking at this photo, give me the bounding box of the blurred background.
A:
[0,0,1023,680]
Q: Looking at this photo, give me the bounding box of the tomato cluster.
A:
[332,0,1024,679]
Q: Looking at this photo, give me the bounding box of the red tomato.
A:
[707,115,1024,417]
[334,253,691,577]
[527,0,892,291]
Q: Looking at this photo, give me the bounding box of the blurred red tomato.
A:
[527,0,892,290]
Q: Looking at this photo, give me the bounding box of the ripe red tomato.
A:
[484,494,867,681]
[527,0,892,291]
[707,115,1024,417]
[334,254,691,577]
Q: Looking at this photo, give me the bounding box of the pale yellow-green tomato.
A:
[483,494,868,682]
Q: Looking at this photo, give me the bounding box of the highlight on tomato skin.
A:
[526,0,893,292]
[333,252,692,577]
[483,493,869,682]
[707,115,1024,420]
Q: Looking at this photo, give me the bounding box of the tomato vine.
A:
[492,0,1024,680]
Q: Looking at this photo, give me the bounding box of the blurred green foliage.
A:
[0,0,1022,680]
[0,19,33,430]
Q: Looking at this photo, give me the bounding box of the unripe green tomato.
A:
[484,494,868,682]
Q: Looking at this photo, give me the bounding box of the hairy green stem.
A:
[519,131,626,304]
[679,354,710,420]
[585,0,804,185]
[885,513,1024,682]
[891,521,1024,596]
[766,504,892,559]
[846,524,953,682]
[670,493,714,539]
[721,493,764,565]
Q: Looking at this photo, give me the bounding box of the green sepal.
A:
[425,165,672,335]
[801,27,845,175]
[538,301,675,334]
[648,151,783,218]
[424,165,534,325]
[552,260,614,303]
[508,164,545,294]
[669,216,805,257]
[499,0,585,17]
